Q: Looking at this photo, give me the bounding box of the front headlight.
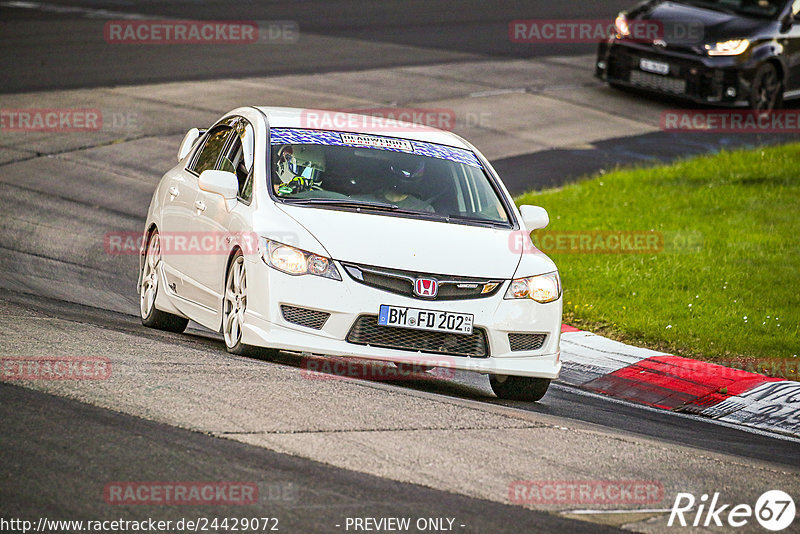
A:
[614,13,630,38]
[705,39,750,56]
[505,272,561,303]
[261,239,341,280]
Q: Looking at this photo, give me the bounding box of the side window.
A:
[221,119,255,201]
[794,0,800,15]
[190,126,232,175]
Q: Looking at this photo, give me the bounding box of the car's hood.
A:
[635,0,772,44]
[276,204,553,278]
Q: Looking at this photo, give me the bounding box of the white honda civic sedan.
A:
[138,106,562,401]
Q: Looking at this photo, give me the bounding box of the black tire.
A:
[490,374,550,402]
[750,63,783,113]
[140,231,189,333]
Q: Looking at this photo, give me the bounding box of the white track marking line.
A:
[563,508,672,515]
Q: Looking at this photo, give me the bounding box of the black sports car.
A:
[596,0,800,111]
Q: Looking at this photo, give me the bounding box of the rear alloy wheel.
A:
[140,231,189,333]
[490,374,550,402]
[222,251,253,355]
[750,63,783,113]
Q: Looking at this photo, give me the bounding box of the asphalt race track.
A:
[0,0,633,92]
[1,383,622,534]
[1,2,799,533]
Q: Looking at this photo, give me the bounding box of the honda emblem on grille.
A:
[414,278,438,298]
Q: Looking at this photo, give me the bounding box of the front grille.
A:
[281,305,330,330]
[508,333,547,352]
[630,70,686,94]
[341,262,503,301]
[346,315,489,358]
[607,44,722,100]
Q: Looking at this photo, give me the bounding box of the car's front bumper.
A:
[596,39,758,107]
[240,255,562,379]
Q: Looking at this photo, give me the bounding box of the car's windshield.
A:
[269,128,512,227]
[676,0,788,18]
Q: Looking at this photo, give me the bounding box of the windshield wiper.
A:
[285,198,448,218]
[284,198,400,211]
[445,214,510,228]
[284,199,501,225]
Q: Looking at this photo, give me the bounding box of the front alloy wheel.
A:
[750,63,783,113]
[140,231,188,333]
[490,374,550,402]
[223,251,252,355]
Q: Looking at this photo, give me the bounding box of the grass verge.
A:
[515,143,799,377]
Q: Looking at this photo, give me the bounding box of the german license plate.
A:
[639,58,670,75]
[378,305,473,335]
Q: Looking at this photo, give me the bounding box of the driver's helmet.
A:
[384,154,425,196]
[389,156,425,181]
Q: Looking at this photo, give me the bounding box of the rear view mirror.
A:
[198,170,239,211]
[177,128,202,162]
[519,205,549,230]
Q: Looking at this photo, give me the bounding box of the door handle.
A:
[168,186,179,198]
[194,200,206,212]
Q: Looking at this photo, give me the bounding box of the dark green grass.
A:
[515,143,799,371]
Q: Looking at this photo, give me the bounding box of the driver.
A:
[366,156,434,212]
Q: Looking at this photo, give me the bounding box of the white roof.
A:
[254,106,472,150]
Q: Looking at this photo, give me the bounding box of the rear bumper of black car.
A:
[596,39,759,107]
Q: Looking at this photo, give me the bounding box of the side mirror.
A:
[519,205,549,230]
[198,170,239,211]
[177,128,201,162]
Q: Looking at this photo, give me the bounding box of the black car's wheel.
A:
[140,231,189,333]
[750,63,783,113]
[489,374,550,402]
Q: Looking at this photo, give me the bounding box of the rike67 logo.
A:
[668,490,795,531]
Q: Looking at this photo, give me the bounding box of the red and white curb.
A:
[558,325,800,438]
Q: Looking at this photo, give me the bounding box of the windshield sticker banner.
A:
[270,128,483,169]
[339,133,414,152]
